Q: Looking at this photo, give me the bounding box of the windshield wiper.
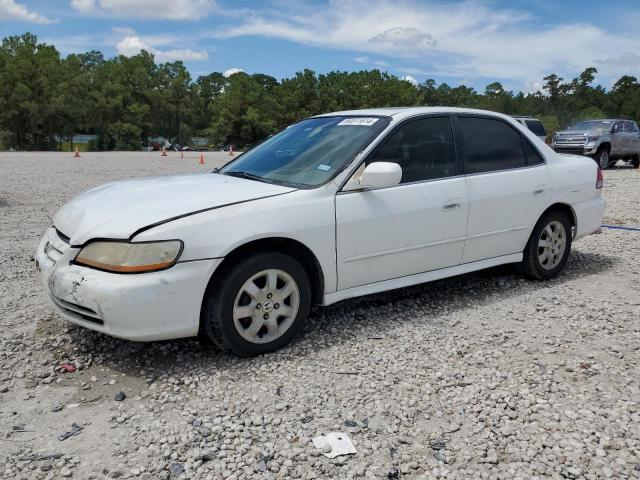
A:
[223,171,266,183]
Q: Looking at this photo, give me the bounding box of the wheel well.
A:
[597,142,610,153]
[542,203,576,232]
[206,237,325,305]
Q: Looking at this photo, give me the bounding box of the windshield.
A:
[568,120,612,132]
[219,116,390,187]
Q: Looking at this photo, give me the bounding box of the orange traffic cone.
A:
[161,146,168,157]
[74,147,80,158]
[199,153,205,165]
[228,145,234,156]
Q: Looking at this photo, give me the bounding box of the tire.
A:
[632,155,640,169]
[201,252,311,356]
[520,210,572,280]
[595,147,611,170]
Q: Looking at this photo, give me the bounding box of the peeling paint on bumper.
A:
[35,228,220,341]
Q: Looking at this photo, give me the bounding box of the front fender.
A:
[132,189,338,293]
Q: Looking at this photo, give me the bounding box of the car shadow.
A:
[64,249,617,376]
[609,163,635,170]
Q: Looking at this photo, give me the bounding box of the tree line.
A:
[2,32,640,151]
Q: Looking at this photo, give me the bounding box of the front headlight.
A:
[586,135,599,143]
[74,240,183,273]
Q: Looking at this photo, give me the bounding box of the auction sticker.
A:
[337,118,379,126]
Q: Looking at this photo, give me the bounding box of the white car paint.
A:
[54,172,295,245]
[35,107,606,342]
[462,166,552,263]
[336,176,468,289]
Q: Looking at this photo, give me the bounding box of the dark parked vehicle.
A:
[512,116,548,143]
[552,119,640,169]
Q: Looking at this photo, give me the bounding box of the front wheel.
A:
[595,147,611,169]
[520,210,572,280]
[201,252,311,356]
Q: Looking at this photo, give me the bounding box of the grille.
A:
[50,295,103,325]
[555,135,586,146]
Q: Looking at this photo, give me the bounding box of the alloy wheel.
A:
[537,220,566,270]
[598,150,609,169]
[232,269,300,344]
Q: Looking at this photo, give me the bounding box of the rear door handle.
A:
[443,203,461,211]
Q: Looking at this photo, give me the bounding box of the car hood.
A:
[54,173,295,245]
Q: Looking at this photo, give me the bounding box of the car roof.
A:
[313,106,517,122]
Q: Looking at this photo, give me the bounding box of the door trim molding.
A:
[340,225,526,264]
[468,225,528,240]
[322,252,522,305]
[341,235,467,263]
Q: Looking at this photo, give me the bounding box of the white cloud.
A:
[354,56,389,67]
[523,81,544,95]
[223,67,243,77]
[212,0,640,88]
[0,0,55,23]
[596,52,640,69]
[116,35,208,61]
[70,0,215,20]
[69,0,95,13]
[401,75,418,86]
[370,27,436,47]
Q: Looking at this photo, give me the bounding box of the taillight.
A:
[596,168,603,190]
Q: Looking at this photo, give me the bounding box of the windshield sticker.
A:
[316,164,331,171]
[337,118,379,126]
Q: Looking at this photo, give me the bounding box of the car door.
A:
[456,115,552,264]
[611,121,625,155]
[629,122,640,154]
[623,121,640,154]
[335,115,468,290]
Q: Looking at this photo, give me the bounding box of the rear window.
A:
[525,120,547,137]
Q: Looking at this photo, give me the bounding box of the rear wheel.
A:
[595,147,611,169]
[520,210,572,280]
[201,252,311,356]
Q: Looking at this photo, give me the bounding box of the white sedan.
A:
[36,107,606,356]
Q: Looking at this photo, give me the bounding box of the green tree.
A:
[209,72,279,148]
[0,33,65,149]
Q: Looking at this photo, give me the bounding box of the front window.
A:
[219,116,390,187]
[568,120,612,133]
[365,116,456,183]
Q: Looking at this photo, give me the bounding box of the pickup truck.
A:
[552,119,640,169]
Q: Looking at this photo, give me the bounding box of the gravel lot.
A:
[1,151,639,480]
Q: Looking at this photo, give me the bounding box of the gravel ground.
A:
[1,152,639,480]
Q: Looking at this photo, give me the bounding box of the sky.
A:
[1,0,640,93]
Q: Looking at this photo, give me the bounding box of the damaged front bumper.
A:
[35,227,220,341]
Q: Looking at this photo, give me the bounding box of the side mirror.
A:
[350,162,402,190]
